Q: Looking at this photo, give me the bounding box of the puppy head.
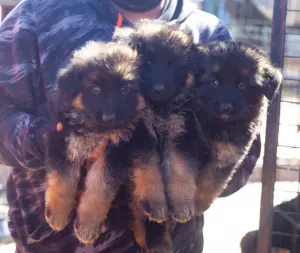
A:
[114,19,195,104]
[56,41,143,129]
[194,41,282,122]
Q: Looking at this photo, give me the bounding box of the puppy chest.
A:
[214,142,240,167]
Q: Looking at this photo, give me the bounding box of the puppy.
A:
[114,19,197,252]
[191,41,282,214]
[44,41,148,244]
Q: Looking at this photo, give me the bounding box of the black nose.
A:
[102,113,115,122]
[219,103,233,113]
[152,83,165,92]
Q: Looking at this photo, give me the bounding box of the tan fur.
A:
[185,72,195,88]
[215,142,239,167]
[165,146,197,222]
[132,153,167,223]
[136,94,146,111]
[130,198,147,250]
[166,114,186,139]
[75,139,119,244]
[45,169,80,231]
[72,93,84,109]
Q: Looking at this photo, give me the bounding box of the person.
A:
[0,0,261,252]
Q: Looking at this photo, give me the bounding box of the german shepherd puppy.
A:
[44,41,150,244]
[114,20,197,252]
[191,41,283,214]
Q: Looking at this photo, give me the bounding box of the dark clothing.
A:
[0,0,261,252]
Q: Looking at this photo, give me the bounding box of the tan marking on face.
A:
[185,72,195,88]
[72,93,84,109]
[136,94,146,111]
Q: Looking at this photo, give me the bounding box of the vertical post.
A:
[256,0,287,253]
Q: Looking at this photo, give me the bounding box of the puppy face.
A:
[57,41,143,130]
[194,42,282,122]
[114,20,194,104]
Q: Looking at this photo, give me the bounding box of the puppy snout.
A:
[102,112,116,122]
[219,103,234,113]
[152,83,165,92]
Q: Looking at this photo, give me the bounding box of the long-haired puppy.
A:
[114,19,197,252]
[191,41,282,214]
[44,41,148,244]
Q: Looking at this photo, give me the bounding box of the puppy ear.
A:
[262,64,283,101]
[113,27,136,44]
[56,66,83,104]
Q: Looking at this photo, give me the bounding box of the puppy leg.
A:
[44,131,80,231]
[132,152,167,223]
[130,196,172,253]
[74,142,120,244]
[165,113,199,223]
[195,167,233,214]
[164,144,197,223]
[45,168,80,231]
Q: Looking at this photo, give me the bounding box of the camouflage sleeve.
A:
[207,21,262,197]
[0,0,48,169]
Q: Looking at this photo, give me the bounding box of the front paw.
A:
[45,205,70,231]
[169,201,195,223]
[140,199,168,223]
[74,217,103,244]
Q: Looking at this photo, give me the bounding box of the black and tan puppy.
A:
[44,41,150,244]
[114,19,197,252]
[191,41,282,214]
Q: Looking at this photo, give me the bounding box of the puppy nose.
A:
[219,103,233,113]
[102,113,115,122]
[152,83,165,92]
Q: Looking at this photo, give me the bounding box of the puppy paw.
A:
[45,205,70,231]
[74,218,102,244]
[170,202,195,223]
[140,199,168,223]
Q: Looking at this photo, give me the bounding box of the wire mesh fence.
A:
[202,0,300,252]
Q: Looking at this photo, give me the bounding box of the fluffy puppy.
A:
[191,41,282,214]
[114,19,197,252]
[44,41,148,244]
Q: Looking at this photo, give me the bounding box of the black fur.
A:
[44,41,152,244]
[114,19,197,253]
[189,41,283,214]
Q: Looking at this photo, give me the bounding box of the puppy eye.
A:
[238,82,247,89]
[211,79,219,88]
[121,84,131,94]
[92,85,101,94]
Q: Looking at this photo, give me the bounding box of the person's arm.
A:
[0,0,51,169]
[206,20,262,196]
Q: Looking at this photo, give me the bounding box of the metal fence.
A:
[202,0,300,252]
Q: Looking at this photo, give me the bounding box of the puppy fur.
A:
[190,41,282,214]
[44,41,151,244]
[114,19,197,252]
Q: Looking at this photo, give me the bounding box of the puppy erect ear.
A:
[56,66,83,104]
[262,64,283,101]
